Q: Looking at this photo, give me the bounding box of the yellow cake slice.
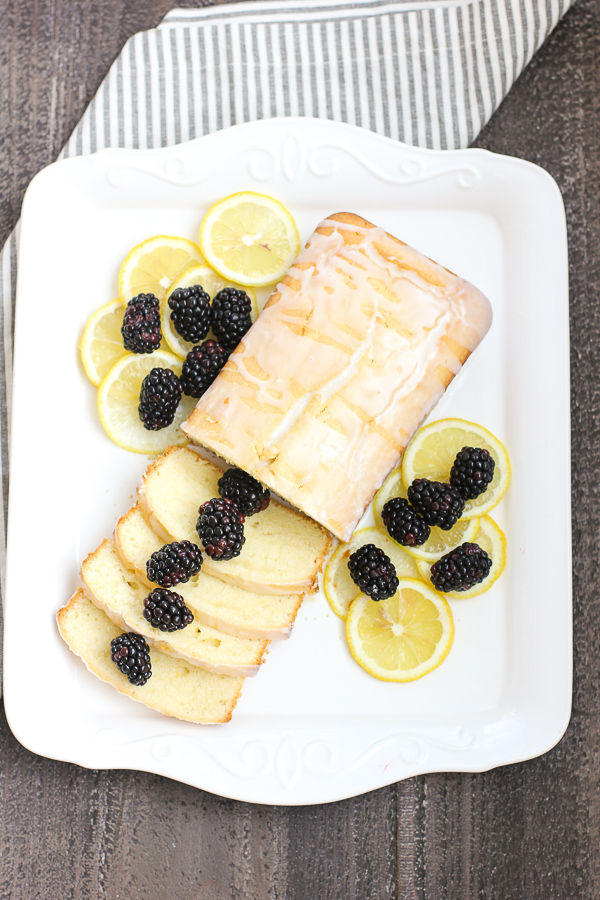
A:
[137,446,333,594]
[57,590,243,724]
[115,505,304,640]
[182,212,493,541]
[81,539,268,677]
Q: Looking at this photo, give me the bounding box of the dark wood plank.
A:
[0,0,597,898]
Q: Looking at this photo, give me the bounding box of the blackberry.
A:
[407,479,465,531]
[196,497,245,561]
[110,632,152,685]
[143,588,194,632]
[138,367,182,430]
[429,542,492,593]
[382,497,430,547]
[180,341,229,398]
[168,285,211,343]
[211,287,253,350]
[121,293,161,353]
[347,543,399,602]
[450,446,496,500]
[218,468,271,517]
[146,540,203,588]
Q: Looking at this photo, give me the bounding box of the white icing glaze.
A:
[183,214,492,540]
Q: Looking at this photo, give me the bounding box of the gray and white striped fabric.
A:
[0,0,572,688]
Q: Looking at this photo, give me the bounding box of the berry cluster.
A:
[168,285,253,351]
[361,445,496,598]
[122,294,162,353]
[143,588,194,632]
[382,446,494,545]
[407,479,465,531]
[146,540,203,588]
[211,288,253,350]
[218,468,270,517]
[430,543,492,593]
[168,285,211,344]
[110,632,152,685]
[347,544,399,602]
[450,447,495,500]
[138,367,182,430]
[180,340,229,398]
[196,497,246,561]
[192,468,271,562]
[127,285,254,430]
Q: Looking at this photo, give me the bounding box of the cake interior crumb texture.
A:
[57,590,243,724]
[80,539,268,676]
[139,446,332,593]
[182,212,493,541]
[115,505,303,640]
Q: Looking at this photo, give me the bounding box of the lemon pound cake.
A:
[115,505,304,640]
[57,590,243,724]
[81,540,268,677]
[138,446,333,594]
[182,212,493,542]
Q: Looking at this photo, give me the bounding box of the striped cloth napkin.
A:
[0,0,572,688]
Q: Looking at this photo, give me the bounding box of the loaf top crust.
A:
[182,212,493,541]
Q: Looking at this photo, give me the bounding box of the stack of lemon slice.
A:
[324,418,510,683]
[79,193,300,454]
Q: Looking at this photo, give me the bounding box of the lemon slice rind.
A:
[323,526,421,620]
[199,192,300,287]
[80,298,127,387]
[401,418,510,518]
[346,578,454,682]
[97,350,195,454]
[118,235,205,304]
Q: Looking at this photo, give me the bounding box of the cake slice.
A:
[81,539,268,677]
[182,212,493,541]
[57,590,243,724]
[115,505,303,640]
[138,446,333,594]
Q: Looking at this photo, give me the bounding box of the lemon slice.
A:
[199,192,300,287]
[161,264,258,359]
[80,299,127,386]
[373,466,480,561]
[97,350,196,454]
[346,578,454,682]
[323,526,421,620]
[402,418,510,518]
[119,236,205,303]
[415,516,506,599]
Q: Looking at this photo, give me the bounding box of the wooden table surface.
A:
[0,1,597,897]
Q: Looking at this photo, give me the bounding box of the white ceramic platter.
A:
[5,118,571,805]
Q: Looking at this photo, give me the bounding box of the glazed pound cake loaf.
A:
[182,212,493,541]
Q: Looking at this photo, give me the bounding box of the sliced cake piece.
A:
[182,212,493,541]
[81,539,268,677]
[115,505,303,641]
[57,590,243,724]
[138,446,333,595]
